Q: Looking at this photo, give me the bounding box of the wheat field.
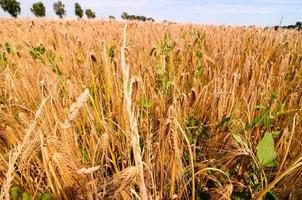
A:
[0,19,301,200]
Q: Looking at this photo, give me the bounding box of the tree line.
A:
[0,0,155,22]
[121,12,155,22]
[274,21,302,31]
[0,0,96,19]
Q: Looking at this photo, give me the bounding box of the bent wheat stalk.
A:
[120,24,148,200]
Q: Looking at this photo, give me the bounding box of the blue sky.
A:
[0,0,301,26]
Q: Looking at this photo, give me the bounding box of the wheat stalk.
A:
[120,24,148,200]
[0,94,51,199]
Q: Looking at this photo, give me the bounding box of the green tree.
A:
[140,16,146,21]
[0,0,21,18]
[109,15,115,20]
[53,1,65,19]
[120,12,154,22]
[30,1,45,17]
[121,12,128,20]
[74,2,83,19]
[147,17,155,22]
[85,9,95,19]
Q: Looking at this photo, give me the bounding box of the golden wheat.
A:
[0,19,301,199]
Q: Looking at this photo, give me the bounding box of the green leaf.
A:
[216,116,231,128]
[5,42,13,54]
[194,65,204,78]
[34,193,42,200]
[265,190,279,200]
[29,45,45,59]
[187,134,194,144]
[10,186,22,200]
[138,98,153,108]
[256,133,277,168]
[249,106,270,130]
[271,131,280,138]
[41,193,55,200]
[256,105,266,110]
[23,192,32,200]
[196,51,203,60]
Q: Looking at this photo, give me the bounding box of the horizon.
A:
[0,0,301,26]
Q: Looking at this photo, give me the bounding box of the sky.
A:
[0,0,301,26]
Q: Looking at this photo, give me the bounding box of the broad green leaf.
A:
[256,133,277,167]
[41,193,55,200]
[34,193,42,200]
[23,192,32,200]
[10,186,22,200]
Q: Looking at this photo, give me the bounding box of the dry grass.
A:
[0,19,301,199]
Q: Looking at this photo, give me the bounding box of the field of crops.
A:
[0,19,301,200]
